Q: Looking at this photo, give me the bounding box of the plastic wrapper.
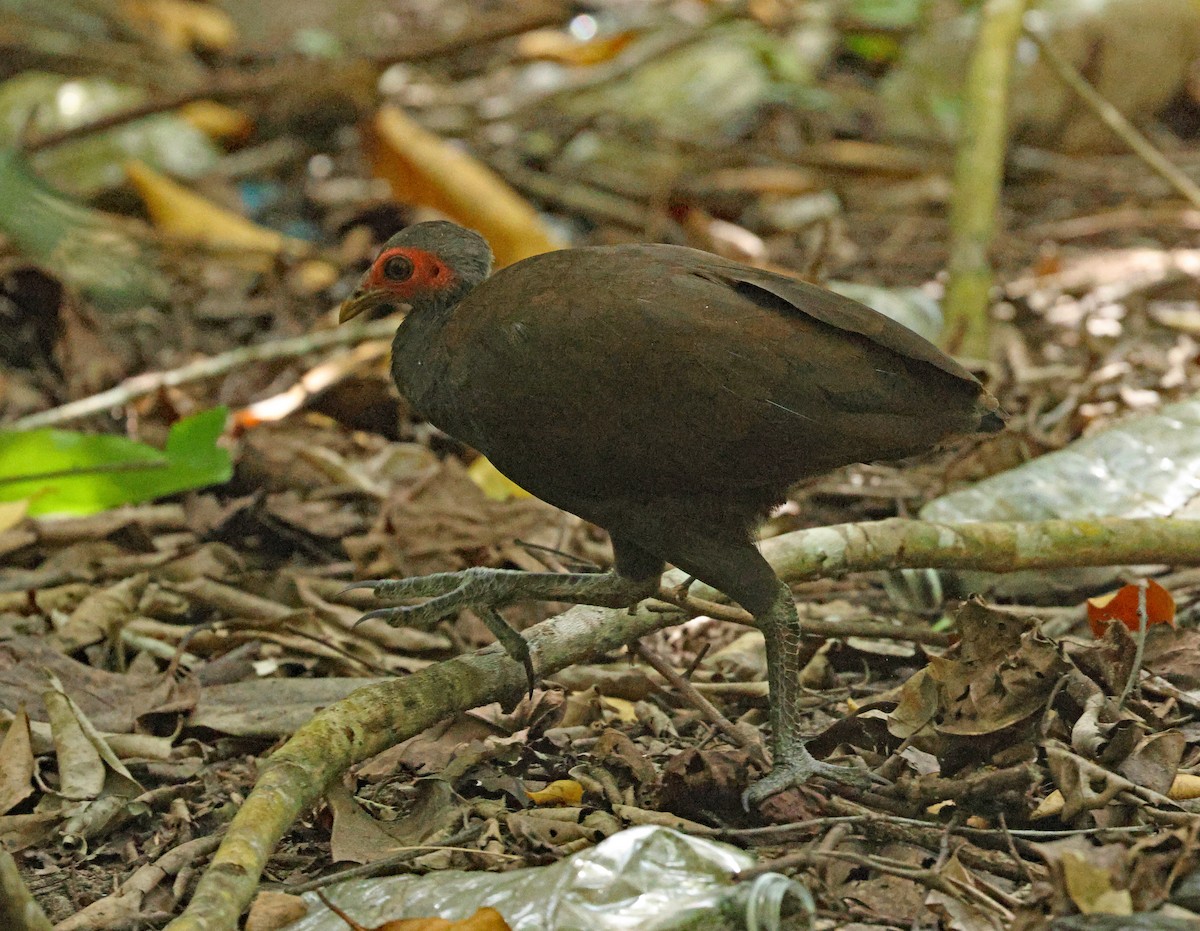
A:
[285,826,813,931]
[889,395,1200,604]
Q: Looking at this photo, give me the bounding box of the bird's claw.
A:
[741,751,882,811]
[347,571,537,696]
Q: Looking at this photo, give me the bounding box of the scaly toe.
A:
[742,755,879,811]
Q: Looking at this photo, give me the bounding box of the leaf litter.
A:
[1,1,1200,928]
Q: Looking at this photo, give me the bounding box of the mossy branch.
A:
[165,516,1200,931]
[943,0,1031,357]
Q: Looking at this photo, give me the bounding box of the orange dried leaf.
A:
[527,779,584,806]
[178,100,253,143]
[319,891,511,931]
[364,106,559,268]
[1086,579,1175,637]
[516,29,638,66]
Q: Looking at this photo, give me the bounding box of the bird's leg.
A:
[345,566,660,693]
[626,524,876,806]
[742,580,876,808]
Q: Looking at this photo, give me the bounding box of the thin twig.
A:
[654,586,955,646]
[1117,579,1150,709]
[8,317,399,430]
[634,639,765,759]
[24,6,567,153]
[282,823,486,893]
[1025,27,1200,209]
[490,6,745,121]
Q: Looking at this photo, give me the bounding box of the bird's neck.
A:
[391,303,455,418]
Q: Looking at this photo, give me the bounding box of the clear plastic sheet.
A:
[284,826,813,931]
[890,395,1200,604]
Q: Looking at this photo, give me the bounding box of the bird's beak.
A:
[338,287,392,323]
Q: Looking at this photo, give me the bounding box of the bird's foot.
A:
[344,568,655,696]
[742,743,880,811]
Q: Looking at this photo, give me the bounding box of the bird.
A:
[339,220,1003,806]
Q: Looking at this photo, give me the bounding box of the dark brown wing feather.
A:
[414,244,989,503]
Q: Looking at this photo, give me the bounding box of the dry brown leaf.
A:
[1061,850,1134,916]
[44,685,106,800]
[245,891,308,931]
[53,572,147,653]
[0,637,198,733]
[0,706,34,815]
[364,106,559,268]
[327,782,407,865]
[0,811,60,852]
[44,674,142,801]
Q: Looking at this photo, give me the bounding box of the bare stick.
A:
[1026,27,1200,209]
[8,317,398,431]
[634,640,765,759]
[1117,579,1150,709]
[164,516,1200,931]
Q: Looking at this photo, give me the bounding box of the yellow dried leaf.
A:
[517,29,638,66]
[0,499,28,533]
[599,696,638,722]
[1061,851,1133,916]
[126,160,308,260]
[527,779,584,806]
[467,457,531,501]
[318,890,511,931]
[1170,772,1200,800]
[123,0,237,51]
[178,100,253,142]
[1031,789,1063,820]
[365,106,559,268]
[289,259,340,295]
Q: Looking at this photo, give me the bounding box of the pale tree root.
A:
[164,517,1200,931]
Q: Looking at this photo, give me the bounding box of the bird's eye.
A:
[382,255,414,281]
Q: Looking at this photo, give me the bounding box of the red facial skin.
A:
[366,246,457,301]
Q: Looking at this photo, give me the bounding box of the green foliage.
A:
[851,0,925,29]
[0,408,232,516]
[0,149,169,310]
[844,0,925,64]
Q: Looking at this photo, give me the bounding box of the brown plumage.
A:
[341,220,1002,805]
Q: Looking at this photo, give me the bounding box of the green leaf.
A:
[0,148,170,311]
[0,408,232,516]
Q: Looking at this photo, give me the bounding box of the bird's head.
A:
[338,220,493,322]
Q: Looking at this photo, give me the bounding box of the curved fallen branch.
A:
[9,318,398,431]
[164,516,1200,931]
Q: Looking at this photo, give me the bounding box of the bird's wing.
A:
[436,246,984,499]
[689,253,980,387]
